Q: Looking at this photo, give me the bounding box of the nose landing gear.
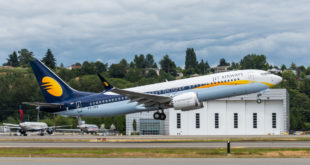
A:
[256,93,262,104]
[153,111,166,120]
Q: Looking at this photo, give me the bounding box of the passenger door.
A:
[76,101,82,113]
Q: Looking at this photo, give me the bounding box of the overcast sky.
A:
[0,0,309,67]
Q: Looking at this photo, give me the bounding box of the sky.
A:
[0,0,309,67]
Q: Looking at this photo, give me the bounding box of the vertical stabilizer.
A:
[30,60,76,103]
[19,105,25,123]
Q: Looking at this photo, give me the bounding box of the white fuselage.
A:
[78,124,99,133]
[19,122,48,131]
[56,70,282,117]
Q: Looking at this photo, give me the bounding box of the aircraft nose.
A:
[273,75,282,85]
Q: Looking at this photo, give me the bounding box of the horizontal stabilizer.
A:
[22,102,64,108]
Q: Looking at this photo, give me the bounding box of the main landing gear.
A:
[153,110,166,120]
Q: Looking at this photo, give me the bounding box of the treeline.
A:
[1,48,310,132]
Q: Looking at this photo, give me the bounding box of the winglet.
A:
[97,74,114,91]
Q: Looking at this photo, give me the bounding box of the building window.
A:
[177,113,181,129]
[215,113,219,128]
[272,113,277,128]
[195,113,200,129]
[253,113,257,128]
[234,113,238,128]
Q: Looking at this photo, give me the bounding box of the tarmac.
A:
[0,158,310,165]
[0,135,310,148]
[0,141,310,148]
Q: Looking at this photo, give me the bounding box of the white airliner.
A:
[57,118,99,134]
[23,60,282,120]
[77,118,99,134]
[4,108,54,136]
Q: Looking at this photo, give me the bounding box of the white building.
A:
[126,89,289,135]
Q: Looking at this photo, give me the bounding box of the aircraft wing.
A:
[3,123,21,129]
[49,125,72,129]
[22,102,64,108]
[97,74,172,107]
[55,128,81,133]
[111,88,172,107]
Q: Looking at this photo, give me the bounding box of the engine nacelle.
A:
[172,92,203,111]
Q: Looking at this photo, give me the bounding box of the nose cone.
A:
[273,75,282,85]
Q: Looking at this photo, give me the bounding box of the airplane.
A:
[4,106,55,136]
[77,118,99,134]
[57,118,99,134]
[23,59,282,121]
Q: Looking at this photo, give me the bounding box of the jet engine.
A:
[172,92,203,111]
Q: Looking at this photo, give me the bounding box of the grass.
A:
[1,148,310,158]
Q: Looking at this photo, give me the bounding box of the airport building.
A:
[126,89,289,135]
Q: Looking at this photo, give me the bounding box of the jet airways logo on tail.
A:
[41,77,63,97]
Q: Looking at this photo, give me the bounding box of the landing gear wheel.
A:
[257,98,262,104]
[160,113,166,120]
[153,112,161,120]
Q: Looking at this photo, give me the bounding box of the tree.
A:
[145,54,157,68]
[133,54,146,68]
[119,59,128,69]
[159,55,177,76]
[281,70,298,89]
[290,62,297,70]
[81,61,94,75]
[185,48,198,70]
[240,54,268,70]
[218,58,230,66]
[42,49,56,69]
[230,62,239,70]
[6,51,20,67]
[281,64,287,71]
[18,49,35,67]
[133,119,137,133]
[94,61,107,73]
[197,59,209,75]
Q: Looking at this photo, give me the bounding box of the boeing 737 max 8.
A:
[23,60,282,120]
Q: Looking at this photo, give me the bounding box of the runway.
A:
[0,141,310,148]
[1,158,310,165]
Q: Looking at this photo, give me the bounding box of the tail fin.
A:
[30,59,76,103]
[19,105,25,123]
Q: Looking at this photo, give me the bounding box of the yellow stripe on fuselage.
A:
[195,80,274,89]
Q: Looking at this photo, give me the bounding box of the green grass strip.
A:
[0,148,310,158]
